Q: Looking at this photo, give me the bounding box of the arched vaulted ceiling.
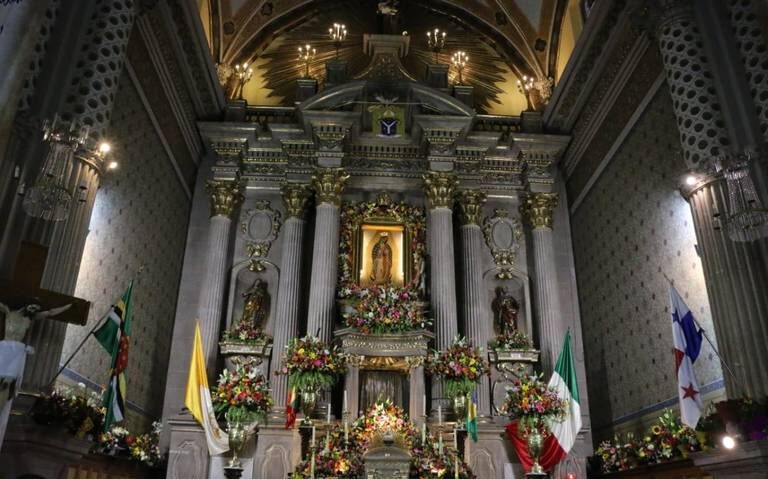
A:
[198,0,585,115]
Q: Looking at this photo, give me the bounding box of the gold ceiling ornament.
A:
[456,189,487,226]
[206,179,244,218]
[422,171,458,210]
[311,167,350,206]
[520,192,558,230]
[280,182,312,218]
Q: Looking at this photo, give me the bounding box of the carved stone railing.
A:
[472,115,522,136]
[245,105,297,127]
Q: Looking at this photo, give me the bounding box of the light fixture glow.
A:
[721,435,736,450]
[108,161,118,170]
[98,142,111,154]
[685,174,697,186]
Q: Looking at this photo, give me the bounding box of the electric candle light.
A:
[438,434,443,455]
[421,422,426,443]
[344,389,348,411]
[311,425,316,445]
[327,403,332,423]
[438,404,442,425]
[453,429,458,450]
[344,420,349,444]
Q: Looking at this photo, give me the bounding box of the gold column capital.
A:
[520,192,558,230]
[423,171,458,209]
[280,182,312,218]
[206,179,244,218]
[456,190,487,226]
[311,167,349,206]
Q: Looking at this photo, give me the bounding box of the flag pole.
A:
[46,266,143,390]
[662,273,745,396]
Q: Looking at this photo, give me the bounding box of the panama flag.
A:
[670,285,704,428]
[546,330,582,464]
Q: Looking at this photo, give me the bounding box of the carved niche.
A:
[240,200,282,272]
[482,208,522,280]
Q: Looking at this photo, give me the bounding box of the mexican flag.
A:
[546,330,582,463]
[94,281,134,430]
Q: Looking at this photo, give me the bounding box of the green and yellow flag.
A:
[94,281,133,430]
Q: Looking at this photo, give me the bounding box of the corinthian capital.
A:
[281,182,312,218]
[520,192,558,230]
[423,171,458,209]
[311,167,349,206]
[456,190,487,226]
[206,179,244,218]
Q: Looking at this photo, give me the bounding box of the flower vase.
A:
[227,421,248,468]
[526,427,545,474]
[301,389,318,421]
[453,394,467,419]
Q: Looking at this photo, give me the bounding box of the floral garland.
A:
[291,399,476,479]
[339,284,431,334]
[221,319,271,345]
[489,330,532,350]
[427,336,489,399]
[277,335,347,392]
[501,374,567,432]
[30,383,104,439]
[212,364,273,425]
[337,198,426,291]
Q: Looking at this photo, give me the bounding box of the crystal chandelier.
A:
[717,152,768,242]
[23,115,90,222]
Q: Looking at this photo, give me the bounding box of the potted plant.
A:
[427,336,488,417]
[277,335,346,419]
[501,374,567,473]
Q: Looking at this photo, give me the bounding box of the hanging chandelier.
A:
[22,115,90,222]
[717,152,768,242]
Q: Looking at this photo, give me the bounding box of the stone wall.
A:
[60,63,192,430]
[571,86,724,439]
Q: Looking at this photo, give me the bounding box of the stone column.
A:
[423,172,458,407]
[198,180,243,374]
[407,357,426,426]
[655,1,768,397]
[269,182,311,411]
[456,190,491,416]
[344,355,363,419]
[306,167,348,342]
[521,192,562,374]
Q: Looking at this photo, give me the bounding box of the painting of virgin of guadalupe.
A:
[359,224,404,287]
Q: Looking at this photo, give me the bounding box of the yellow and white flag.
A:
[184,321,229,455]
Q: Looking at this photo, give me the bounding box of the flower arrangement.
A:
[277,335,346,392]
[128,421,163,467]
[339,284,431,334]
[221,320,271,345]
[427,336,488,399]
[291,399,476,479]
[490,330,532,350]
[501,374,567,432]
[97,425,134,455]
[30,383,104,439]
[212,364,273,425]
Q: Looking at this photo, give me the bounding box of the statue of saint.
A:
[492,287,519,336]
[376,0,399,35]
[239,279,269,330]
[370,233,393,285]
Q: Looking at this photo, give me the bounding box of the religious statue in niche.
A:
[370,232,393,285]
[492,286,519,336]
[239,279,270,330]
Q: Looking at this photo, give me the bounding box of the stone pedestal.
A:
[224,99,248,122]
[296,78,318,103]
[488,348,540,415]
[325,59,348,86]
[166,413,210,479]
[465,419,520,479]
[426,64,449,90]
[692,440,768,478]
[251,424,301,479]
[520,111,543,133]
[453,85,474,108]
[219,340,272,376]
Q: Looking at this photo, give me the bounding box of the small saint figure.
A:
[238,279,269,330]
[370,232,393,285]
[376,0,399,35]
[492,287,519,336]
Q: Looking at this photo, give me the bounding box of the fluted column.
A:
[684,177,768,396]
[198,180,243,374]
[521,193,562,374]
[656,1,768,397]
[306,168,348,342]
[456,190,491,416]
[269,183,311,410]
[423,172,459,407]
